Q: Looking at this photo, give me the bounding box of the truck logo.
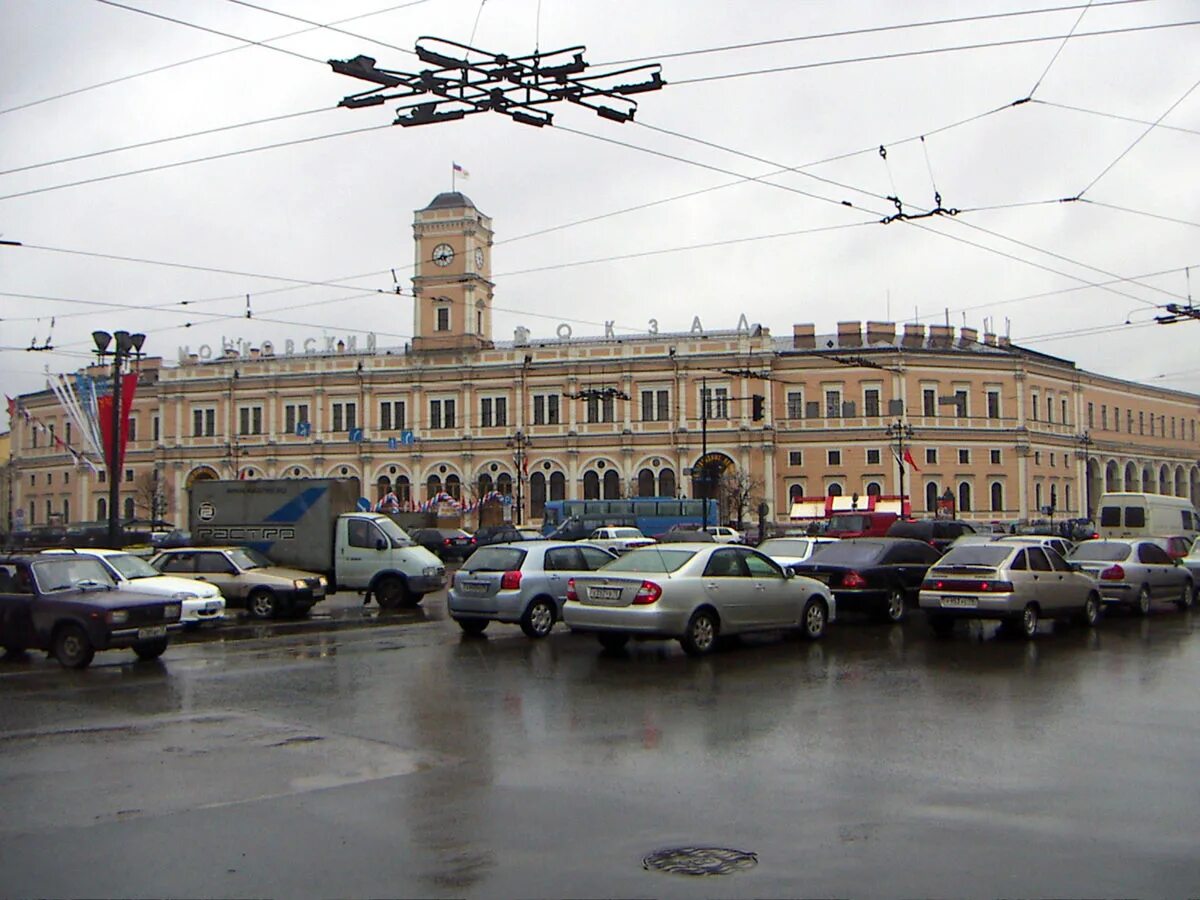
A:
[197,501,216,522]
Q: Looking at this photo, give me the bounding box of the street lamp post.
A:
[92,329,145,547]
[1076,430,1094,519]
[507,430,532,526]
[886,419,915,516]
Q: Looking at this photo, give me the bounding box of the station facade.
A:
[8,192,1200,533]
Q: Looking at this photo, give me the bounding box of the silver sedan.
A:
[1067,539,1194,614]
[562,543,835,655]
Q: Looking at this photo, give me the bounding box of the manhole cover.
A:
[643,846,758,877]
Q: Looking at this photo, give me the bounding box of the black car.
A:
[886,518,977,552]
[790,537,943,622]
[0,554,183,668]
[473,525,538,547]
[410,528,477,561]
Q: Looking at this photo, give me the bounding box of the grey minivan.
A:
[448,541,617,638]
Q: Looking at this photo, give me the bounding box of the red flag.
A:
[96,373,138,472]
[902,449,921,472]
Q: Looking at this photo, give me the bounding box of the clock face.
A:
[474,247,485,270]
[432,243,454,267]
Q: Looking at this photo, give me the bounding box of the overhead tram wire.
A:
[598,0,1154,66]
[220,0,420,57]
[1030,99,1200,137]
[1075,200,1200,230]
[0,0,434,117]
[1027,0,1094,98]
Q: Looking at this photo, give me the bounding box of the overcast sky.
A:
[2,0,1198,428]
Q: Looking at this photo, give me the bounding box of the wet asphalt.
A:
[1,585,1199,899]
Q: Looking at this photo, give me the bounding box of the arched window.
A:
[990,481,1004,512]
[637,468,656,497]
[63,498,70,522]
[97,497,107,521]
[925,482,938,512]
[827,483,843,497]
[123,497,135,521]
[396,475,411,503]
[549,471,566,501]
[603,469,621,499]
[426,474,442,499]
[445,474,461,500]
[497,473,513,495]
[1064,483,1072,512]
[478,473,494,496]
[788,484,804,503]
[376,476,391,499]
[958,481,972,513]
[583,470,600,500]
[529,472,547,518]
[46,499,53,523]
[659,468,676,498]
[866,482,882,497]
[1035,482,1043,511]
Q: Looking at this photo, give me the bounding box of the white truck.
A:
[189,478,446,608]
[587,527,657,555]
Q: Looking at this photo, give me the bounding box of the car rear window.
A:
[1069,542,1130,562]
[827,515,869,534]
[886,521,927,539]
[604,548,696,573]
[758,539,811,557]
[462,547,527,572]
[808,541,887,564]
[937,546,1013,567]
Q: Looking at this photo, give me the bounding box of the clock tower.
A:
[411,192,494,352]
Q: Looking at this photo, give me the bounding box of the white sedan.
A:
[757,536,840,568]
[563,543,834,655]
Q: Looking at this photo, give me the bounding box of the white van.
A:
[1095,492,1200,539]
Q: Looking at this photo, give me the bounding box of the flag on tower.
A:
[452,162,469,178]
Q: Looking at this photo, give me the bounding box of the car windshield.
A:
[611,528,644,539]
[808,541,887,565]
[1069,542,1131,562]
[228,547,273,569]
[375,517,414,548]
[440,529,469,538]
[106,553,160,580]
[937,546,1014,567]
[462,547,527,572]
[758,539,811,557]
[601,548,696,573]
[827,515,870,533]
[32,557,116,592]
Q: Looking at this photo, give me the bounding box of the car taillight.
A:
[841,571,868,588]
[633,580,662,605]
[500,570,522,590]
[978,581,1014,592]
[1100,564,1125,581]
[566,578,577,601]
[443,538,452,545]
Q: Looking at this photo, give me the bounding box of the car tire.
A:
[455,617,488,636]
[1176,582,1193,612]
[133,638,168,661]
[53,623,95,669]
[1135,585,1152,617]
[247,588,278,620]
[881,587,907,623]
[1016,603,1039,639]
[929,615,955,638]
[520,597,556,639]
[597,632,630,652]
[1080,593,1101,628]
[799,597,827,641]
[374,577,412,611]
[680,609,719,657]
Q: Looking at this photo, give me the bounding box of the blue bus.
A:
[540,497,719,539]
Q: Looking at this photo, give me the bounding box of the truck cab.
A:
[335,514,446,608]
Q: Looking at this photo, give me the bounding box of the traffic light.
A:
[751,394,765,421]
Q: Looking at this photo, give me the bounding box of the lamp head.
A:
[130,333,146,352]
[113,330,132,353]
[92,330,112,354]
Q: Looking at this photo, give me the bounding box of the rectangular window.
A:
[480,398,493,428]
[1061,398,1068,425]
[127,418,137,442]
[990,449,1001,465]
[656,390,669,421]
[958,449,970,464]
[702,387,730,420]
[1113,406,1120,432]
[827,450,842,466]
[1087,402,1094,428]
[547,394,560,425]
[1032,394,1040,421]
[788,451,803,466]
[125,468,134,483]
[533,395,545,425]
[444,399,456,428]
[495,397,507,427]
[641,391,654,422]
[378,400,405,432]
[786,391,804,419]
[866,448,881,465]
[987,391,1001,419]
[863,389,880,418]
[1034,451,1042,465]
[601,394,615,423]
[435,306,450,331]
[954,390,968,418]
[285,403,310,434]
[923,389,936,417]
[1171,417,1176,439]
[47,472,52,485]
[152,416,159,442]
[824,390,842,419]
[430,400,443,430]
[1101,405,1108,429]
[239,406,263,435]
[192,408,215,437]
[805,401,820,419]
[586,396,599,424]
[331,401,357,433]
[925,448,938,465]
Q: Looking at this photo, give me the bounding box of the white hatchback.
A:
[42,548,226,625]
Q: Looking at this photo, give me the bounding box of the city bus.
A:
[540,498,719,540]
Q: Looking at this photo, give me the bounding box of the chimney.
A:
[902,323,926,347]
[866,321,895,344]
[929,324,954,347]
[250,347,261,359]
[792,323,816,349]
[959,327,978,347]
[837,321,862,347]
[998,335,1012,348]
[983,332,997,346]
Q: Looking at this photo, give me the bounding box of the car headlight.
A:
[164,603,181,620]
[294,579,307,589]
[317,576,328,587]
[173,591,199,602]
[423,565,441,577]
[108,609,129,625]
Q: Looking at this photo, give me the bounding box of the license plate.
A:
[588,586,622,602]
[459,582,488,595]
[313,586,325,597]
[137,625,167,640]
[940,595,978,609]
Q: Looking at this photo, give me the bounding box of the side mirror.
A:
[783,568,794,579]
[376,538,387,551]
[1069,563,1082,572]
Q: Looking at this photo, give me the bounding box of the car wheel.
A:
[374,577,411,611]
[680,609,719,657]
[520,597,556,639]
[247,588,278,620]
[455,617,488,636]
[1135,585,1152,617]
[1080,593,1101,628]
[133,638,168,661]
[597,632,630,652]
[1017,603,1039,639]
[882,587,907,623]
[1176,582,1193,612]
[800,597,827,641]
[929,615,955,638]
[53,623,95,669]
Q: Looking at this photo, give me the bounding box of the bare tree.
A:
[719,468,762,532]
[132,470,168,523]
